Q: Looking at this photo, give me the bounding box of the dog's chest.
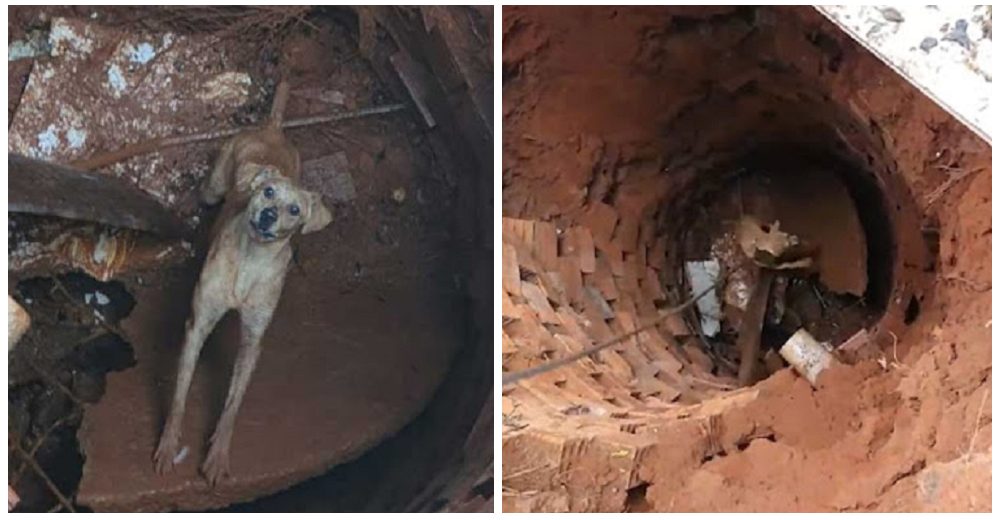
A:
[205,220,291,307]
[231,246,289,303]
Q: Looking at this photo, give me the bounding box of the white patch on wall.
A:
[36,125,61,158]
[107,64,127,95]
[66,127,88,149]
[49,18,94,57]
[127,42,156,65]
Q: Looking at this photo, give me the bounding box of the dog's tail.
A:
[269,80,291,128]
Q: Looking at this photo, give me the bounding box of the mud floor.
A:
[9,6,491,512]
[501,6,991,512]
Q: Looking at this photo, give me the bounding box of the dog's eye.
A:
[289,204,300,216]
[263,186,275,199]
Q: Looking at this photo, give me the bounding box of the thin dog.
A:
[153,81,332,484]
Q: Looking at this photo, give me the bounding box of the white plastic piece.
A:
[778,328,834,387]
[685,260,722,337]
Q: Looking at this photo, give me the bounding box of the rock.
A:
[880,8,904,23]
[72,370,106,403]
[8,296,30,351]
[301,152,357,203]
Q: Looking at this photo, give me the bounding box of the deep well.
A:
[501,6,990,512]
[9,6,491,512]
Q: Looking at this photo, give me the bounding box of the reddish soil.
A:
[502,6,991,513]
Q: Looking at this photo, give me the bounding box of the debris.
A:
[9,29,51,61]
[778,328,836,387]
[736,216,813,270]
[834,328,871,354]
[197,71,252,105]
[879,8,904,23]
[301,152,357,202]
[685,260,722,336]
[392,187,407,204]
[390,50,437,128]
[919,37,938,52]
[942,19,972,50]
[84,291,111,306]
[9,220,192,281]
[9,154,189,237]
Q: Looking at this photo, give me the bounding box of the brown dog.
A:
[153,82,332,484]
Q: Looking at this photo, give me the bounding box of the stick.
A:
[12,415,71,486]
[736,269,775,387]
[12,444,76,513]
[501,282,721,386]
[70,104,407,171]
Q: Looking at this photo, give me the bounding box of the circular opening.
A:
[663,144,897,383]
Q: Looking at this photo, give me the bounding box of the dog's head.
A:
[240,165,332,243]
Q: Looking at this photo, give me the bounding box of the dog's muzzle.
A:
[250,207,278,239]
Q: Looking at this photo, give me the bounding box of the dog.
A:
[153,81,332,484]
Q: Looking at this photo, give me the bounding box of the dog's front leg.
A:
[154,295,226,474]
[200,299,277,485]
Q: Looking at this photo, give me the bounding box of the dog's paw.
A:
[153,435,180,475]
[200,442,231,487]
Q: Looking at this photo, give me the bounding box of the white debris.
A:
[35,124,61,157]
[127,42,156,65]
[92,231,113,265]
[9,29,51,61]
[197,72,252,105]
[106,63,128,95]
[66,127,87,149]
[685,260,722,337]
[173,445,189,465]
[94,291,110,306]
[49,18,94,57]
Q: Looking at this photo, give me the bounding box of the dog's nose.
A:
[258,207,278,230]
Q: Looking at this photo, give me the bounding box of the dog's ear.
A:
[236,163,281,193]
[301,190,332,234]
